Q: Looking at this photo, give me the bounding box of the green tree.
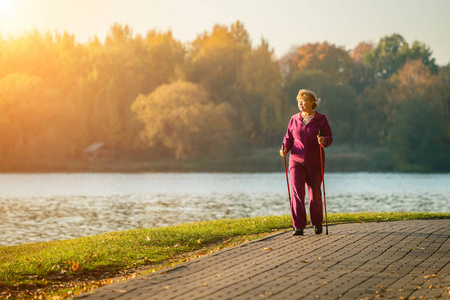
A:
[355,79,393,145]
[235,39,283,145]
[364,34,438,83]
[389,97,448,171]
[284,70,358,143]
[364,34,409,81]
[408,41,438,74]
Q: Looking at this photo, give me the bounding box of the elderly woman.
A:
[280,89,333,236]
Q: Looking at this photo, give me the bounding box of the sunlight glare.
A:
[0,0,21,33]
[0,0,12,13]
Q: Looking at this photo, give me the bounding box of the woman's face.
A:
[297,97,314,112]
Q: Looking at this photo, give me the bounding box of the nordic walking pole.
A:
[318,130,329,235]
[282,144,291,201]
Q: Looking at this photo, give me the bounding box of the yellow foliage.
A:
[132,81,233,160]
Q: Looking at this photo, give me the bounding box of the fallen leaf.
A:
[215,274,221,277]
[263,247,272,251]
[317,257,322,260]
[300,260,308,263]
[260,292,273,298]
[203,283,208,286]
[113,289,127,293]
[164,286,171,290]
[424,274,437,279]
[146,236,151,241]
[70,261,82,272]
[197,239,201,244]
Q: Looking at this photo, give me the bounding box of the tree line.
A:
[0,21,449,171]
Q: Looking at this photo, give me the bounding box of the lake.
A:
[1,172,449,246]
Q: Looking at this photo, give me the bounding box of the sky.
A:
[1,0,450,65]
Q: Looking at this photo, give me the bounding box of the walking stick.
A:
[318,131,329,235]
[282,144,291,201]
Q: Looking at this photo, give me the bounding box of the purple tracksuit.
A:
[282,112,333,229]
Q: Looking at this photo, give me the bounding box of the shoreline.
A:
[1,144,448,174]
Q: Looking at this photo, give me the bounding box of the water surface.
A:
[1,173,448,246]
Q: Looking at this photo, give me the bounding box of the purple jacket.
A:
[283,112,333,166]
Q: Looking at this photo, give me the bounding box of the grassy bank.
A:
[1,212,449,299]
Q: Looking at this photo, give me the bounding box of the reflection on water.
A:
[0,173,449,246]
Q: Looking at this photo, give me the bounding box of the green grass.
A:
[1,212,449,298]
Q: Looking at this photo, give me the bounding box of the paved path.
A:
[77,220,449,299]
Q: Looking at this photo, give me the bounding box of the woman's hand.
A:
[317,135,325,145]
[279,148,287,157]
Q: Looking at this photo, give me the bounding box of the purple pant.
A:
[289,160,323,229]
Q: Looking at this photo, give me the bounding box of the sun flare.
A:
[0,0,15,19]
[0,0,21,33]
[0,0,11,11]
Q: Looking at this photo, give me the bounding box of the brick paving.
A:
[76,220,449,300]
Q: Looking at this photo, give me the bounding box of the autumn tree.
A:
[389,59,440,106]
[186,21,283,146]
[186,21,251,104]
[1,22,448,171]
[0,31,59,81]
[131,81,234,160]
[349,42,374,92]
[281,42,354,84]
[84,24,186,154]
[387,59,449,170]
[143,30,185,94]
[0,73,76,167]
[351,42,374,63]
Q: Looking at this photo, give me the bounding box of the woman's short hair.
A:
[296,89,321,110]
